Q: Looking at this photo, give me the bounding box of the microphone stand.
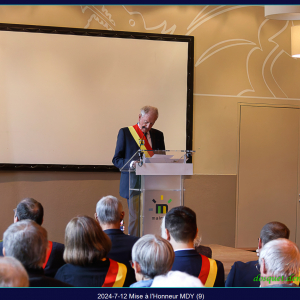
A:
[138,132,146,167]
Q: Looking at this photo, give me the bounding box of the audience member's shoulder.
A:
[126,234,139,243]
[232,260,257,270]
[30,276,73,287]
[51,241,65,251]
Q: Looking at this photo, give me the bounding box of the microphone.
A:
[139,128,147,166]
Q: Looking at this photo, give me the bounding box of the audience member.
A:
[0,197,65,278]
[0,256,29,287]
[130,234,174,287]
[151,271,203,287]
[258,238,300,287]
[162,206,225,287]
[55,215,132,287]
[2,220,71,287]
[226,221,290,287]
[95,195,138,285]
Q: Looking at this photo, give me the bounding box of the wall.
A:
[0,5,299,246]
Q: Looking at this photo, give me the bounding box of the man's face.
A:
[138,112,158,133]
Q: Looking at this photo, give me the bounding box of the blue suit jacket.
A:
[171,249,225,287]
[225,260,260,287]
[112,126,165,199]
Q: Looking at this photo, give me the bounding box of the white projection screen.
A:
[0,24,193,170]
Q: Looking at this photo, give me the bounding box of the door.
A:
[237,105,299,249]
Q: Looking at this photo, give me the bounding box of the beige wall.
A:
[0,5,299,246]
[0,172,236,246]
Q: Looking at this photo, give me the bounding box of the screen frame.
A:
[0,22,194,172]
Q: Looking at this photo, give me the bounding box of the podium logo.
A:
[156,204,168,214]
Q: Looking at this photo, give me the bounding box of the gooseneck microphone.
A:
[139,127,146,166]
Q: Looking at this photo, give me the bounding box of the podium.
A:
[121,150,193,237]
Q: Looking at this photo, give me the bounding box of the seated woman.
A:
[55,215,133,287]
[130,234,174,287]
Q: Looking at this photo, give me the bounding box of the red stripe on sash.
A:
[198,254,210,284]
[102,259,119,287]
[43,241,53,269]
[133,124,153,153]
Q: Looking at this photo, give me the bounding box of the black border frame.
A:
[0,22,194,172]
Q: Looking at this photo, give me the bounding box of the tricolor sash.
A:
[128,124,153,158]
[42,241,53,269]
[198,254,218,287]
[102,259,127,287]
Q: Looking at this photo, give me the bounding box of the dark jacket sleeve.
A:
[225,262,236,287]
[0,241,3,257]
[44,242,66,278]
[214,260,225,287]
[112,128,127,170]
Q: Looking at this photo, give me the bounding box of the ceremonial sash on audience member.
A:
[102,259,127,287]
[128,124,153,158]
[42,241,53,269]
[198,254,218,287]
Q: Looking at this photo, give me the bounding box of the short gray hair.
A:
[0,256,29,287]
[132,234,174,279]
[140,106,159,118]
[259,238,300,279]
[3,219,48,269]
[152,271,203,287]
[96,195,123,225]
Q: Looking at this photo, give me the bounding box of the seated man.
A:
[226,221,290,287]
[0,256,29,287]
[2,220,71,287]
[259,238,300,287]
[95,195,138,285]
[0,198,65,278]
[162,206,225,287]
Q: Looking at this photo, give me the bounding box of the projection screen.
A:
[0,23,194,170]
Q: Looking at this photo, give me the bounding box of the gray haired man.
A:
[0,197,65,278]
[95,195,138,285]
[258,238,300,287]
[3,220,71,287]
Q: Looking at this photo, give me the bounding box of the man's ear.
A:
[133,261,141,273]
[94,213,98,221]
[165,228,171,241]
[258,238,263,249]
[260,258,267,275]
[120,211,125,221]
[2,247,5,256]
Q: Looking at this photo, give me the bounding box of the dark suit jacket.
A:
[171,249,225,287]
[104,229,139,264]
[27,268,72,287]
[55,259,132,287]
[105,229,139,286]
[112,126,165,199]
[0,240,65,278]
[225,260,260,287]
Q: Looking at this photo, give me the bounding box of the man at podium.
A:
[112,106,165,236]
